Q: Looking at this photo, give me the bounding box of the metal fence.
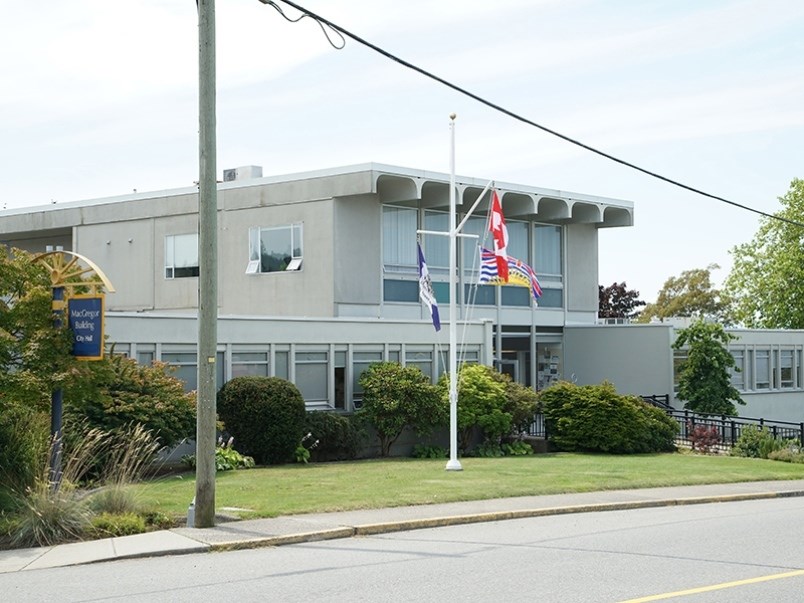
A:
[526,394,804,453]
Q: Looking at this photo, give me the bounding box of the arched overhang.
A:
[372,168,633,229]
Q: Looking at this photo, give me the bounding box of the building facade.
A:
[1,163,634,410]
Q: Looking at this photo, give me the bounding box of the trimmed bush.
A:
[217,376,306,465]
[540,381,677,454]
[303,411,363,462]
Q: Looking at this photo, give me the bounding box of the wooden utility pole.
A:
[195,0,218,528]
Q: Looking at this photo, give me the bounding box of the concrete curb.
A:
[4,487,804,572]
[199,489,804,552]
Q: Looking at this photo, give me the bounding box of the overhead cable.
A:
[262,0,803,229]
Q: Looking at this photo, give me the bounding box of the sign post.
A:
[33,249,114,490]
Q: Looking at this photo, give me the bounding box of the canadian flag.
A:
[489,190,509,282]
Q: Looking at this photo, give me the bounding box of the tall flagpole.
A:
[446,113,462,471]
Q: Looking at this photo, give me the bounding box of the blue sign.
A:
[67,295,105,360]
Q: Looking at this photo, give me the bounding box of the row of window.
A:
[165,224,304,280]
[383,205,563,308]
[122,342,481,412]
[674,347,804,393]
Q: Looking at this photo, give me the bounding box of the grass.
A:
[133,452,804,520]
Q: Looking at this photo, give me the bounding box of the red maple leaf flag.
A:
[489,190,509,282]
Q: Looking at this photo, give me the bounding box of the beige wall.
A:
[75,219,155,311]
[565,223,599,313]
[218,199,337,316]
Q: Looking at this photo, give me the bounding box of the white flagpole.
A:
[446,113,462,471]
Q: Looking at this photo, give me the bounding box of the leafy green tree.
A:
[672,320,744,415]
[637,265,730,323]
[598,282,645,319]
[358,362,445,457]
[438,364,510,452]
[0,247,96,504]
[0,247,93,410]
[725,179,804,328]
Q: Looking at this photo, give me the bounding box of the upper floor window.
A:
[383,206,417,273]
[247,224,303,274]
[534,224,562,283]
[165,233,199,279]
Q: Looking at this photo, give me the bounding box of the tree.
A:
[439,364,510,452]
[0,247,93,410]
[358,362,445,457]
[637,265,729,323]
[725,179,804,328]
[672,320,744,416]
[0,248,96,502]
[598,282,645,319]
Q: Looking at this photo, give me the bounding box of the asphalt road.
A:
[5,497,804,602]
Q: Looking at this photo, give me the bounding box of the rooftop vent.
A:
[223,165,263,182]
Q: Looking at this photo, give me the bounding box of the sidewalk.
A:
[3,479,804,573]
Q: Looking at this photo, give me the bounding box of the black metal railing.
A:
[526,394,804,453]
[668,409,804,452]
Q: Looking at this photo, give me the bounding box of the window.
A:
[780,349,794,388]
[295,351,328,402]
[382,206,417,273]
[534,224,562,282]
[232,351,268,378]
[165,233,199,279]
[730,350,745,390]
[405,350,433,380]
[755,349,771,390]
[423,211,449,272]
[673,350,687,393]
[353,351,383,405]
[461,216,486,277]
[162,351,224,392]
[248,224,303,274]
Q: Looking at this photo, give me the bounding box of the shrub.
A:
[767,447,804,463]
[304,411,363,462]
[358,363,446,457]
[501,440,534,456]
[540,381,678,454]
[0,404,49,510]
[217,376,306,465]
[411,444,447,459]
[731,425,791,459]
[687,422,721,454]
[88,512,147,538]
[181,437,255,471]
[438,364,511,452]
[64,354,196,450]
[492,373,540,434]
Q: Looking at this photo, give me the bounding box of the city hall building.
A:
[6,163,802,423]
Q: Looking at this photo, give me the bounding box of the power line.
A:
[264,0,804,229]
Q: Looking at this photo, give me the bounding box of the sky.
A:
[1,0,803,303]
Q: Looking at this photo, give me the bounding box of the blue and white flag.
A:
[417,242,441,332]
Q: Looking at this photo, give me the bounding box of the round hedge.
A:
[217,376,306,465]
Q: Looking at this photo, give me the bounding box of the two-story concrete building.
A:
[2,162,635,410]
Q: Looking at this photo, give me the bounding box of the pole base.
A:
[445,459,463,471]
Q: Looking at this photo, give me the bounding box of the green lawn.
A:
[133,453,804,519]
